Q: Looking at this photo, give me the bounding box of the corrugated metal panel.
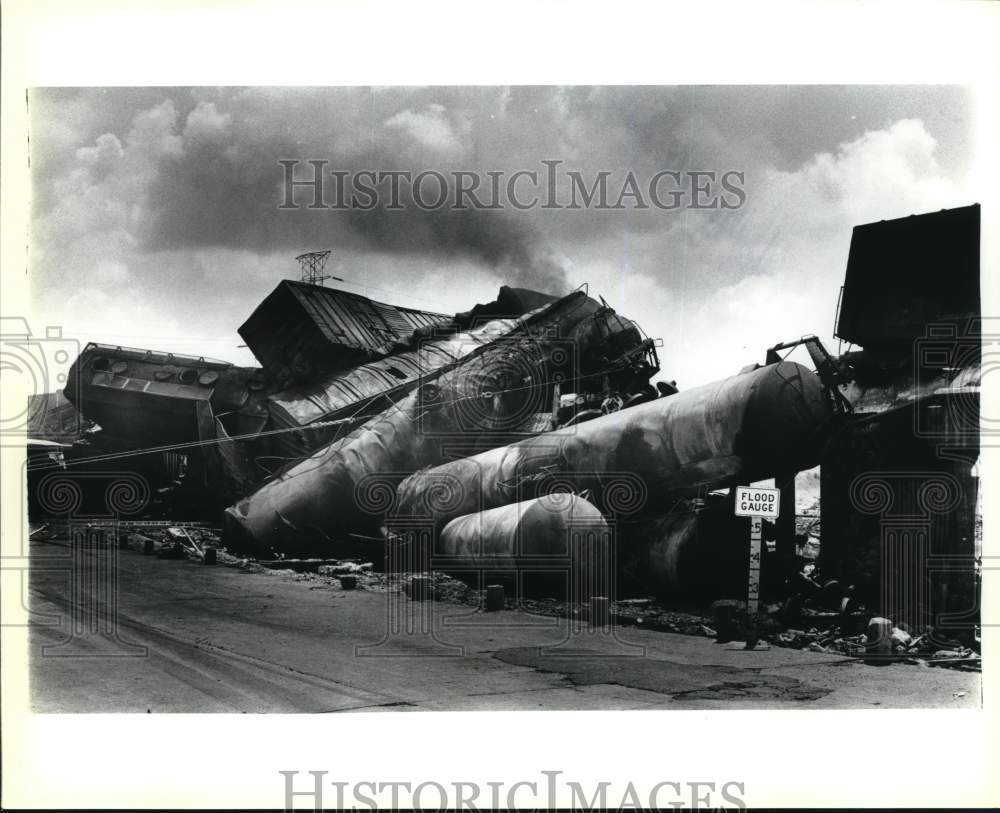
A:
[370,300,415,340]
[267,318,518,430]
[397,306,452,333]
[238,284,319,385]
[239,281,452,386]
[291,284,382,351]
[286,281,450,352]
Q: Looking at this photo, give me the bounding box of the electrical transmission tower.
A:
[295,250,336,286]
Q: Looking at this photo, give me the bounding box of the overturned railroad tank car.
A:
[252,282,656,460]
[432,494,612,599]
[223,306,536,555]
[52,285,574,514]
[394,360,833,529]
[251,285,583,459]
[223,289,660,555]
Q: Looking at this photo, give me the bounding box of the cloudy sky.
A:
[28,85,978,388]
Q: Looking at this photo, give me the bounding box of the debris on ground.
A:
[316,561,374,576]
[763,614,981,670]
[27,521,980,673]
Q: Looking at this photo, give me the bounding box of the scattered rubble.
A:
[764,620,980,670]
[27,521,982,673]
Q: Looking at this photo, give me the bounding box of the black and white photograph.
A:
[2,1,997,810]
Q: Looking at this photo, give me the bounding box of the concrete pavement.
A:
[28,537,981,712]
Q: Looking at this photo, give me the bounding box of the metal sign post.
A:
[747,515,763,615]
[734,485,781,648]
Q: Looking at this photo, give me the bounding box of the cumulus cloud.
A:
[613,117,975,385]
[182,101,232,145]
[384,103,467,152]
[75,132,124,173]
[27,87,977,382]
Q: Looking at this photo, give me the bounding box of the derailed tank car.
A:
[434,494,611,599]
[394,360,834,529]
[224,288,661,556]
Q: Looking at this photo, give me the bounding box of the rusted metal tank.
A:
[223,290,657,555]
[436,494,611,599]
[394,361,833,528]
[223,294,593,554]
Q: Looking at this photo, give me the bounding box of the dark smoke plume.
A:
[143,139,572,296]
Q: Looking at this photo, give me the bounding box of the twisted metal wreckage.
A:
[31,204,982,633]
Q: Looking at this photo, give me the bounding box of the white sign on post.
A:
[734,485,781,519]
[734,485,781,619]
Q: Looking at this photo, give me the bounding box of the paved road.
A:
[28,537,980,712]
